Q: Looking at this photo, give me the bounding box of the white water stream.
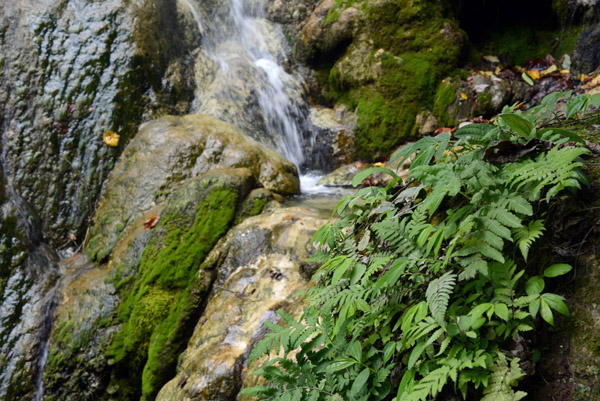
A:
[185,0,314,179]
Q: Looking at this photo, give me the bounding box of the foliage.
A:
[242,92,591,400]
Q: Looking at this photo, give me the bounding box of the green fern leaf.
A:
[426,272,456,324]
[513,220,545,261]
[481,353,527,401]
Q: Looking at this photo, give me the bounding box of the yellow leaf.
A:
[541,65,557,75]
[589,75,600,87]
[372,162,386,168]
[560,69,570,74]
[103,130,120,147]
[526,70,541,80]
[460,93,468,100]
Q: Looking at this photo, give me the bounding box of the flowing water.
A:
[186,0,311,174]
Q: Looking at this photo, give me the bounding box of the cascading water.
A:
[185,0,313,177]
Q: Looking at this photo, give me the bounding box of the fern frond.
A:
[426,272,456,325]
[480,353,527,401]
[513,220,545,261]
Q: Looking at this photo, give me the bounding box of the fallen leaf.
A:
[103,130,120,147]
[541,65,557,75]
[483,55,500,63]
[526,70,541,80]
[460,93,468,100]
[560,69,570,74]
[69,233,77,241]
[522,72,534,86]
[589,75,600,87]
[143,215,160,230]
[372,162,386,167]
[433,127,452,135]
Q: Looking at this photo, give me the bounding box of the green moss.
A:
[353,52,445,158]
[107,184,240,401]
[324,0,464,159]
[433,79,458,126]
[472,24,582,66]
[323,0,360,26]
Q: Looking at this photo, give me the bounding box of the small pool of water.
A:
[283,174,354,217]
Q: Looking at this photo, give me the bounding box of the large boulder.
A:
[86,114,300,263]
[295,0,466,159]
[156,206,327,401]
[43,168,260,401]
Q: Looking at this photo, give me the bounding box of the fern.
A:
[480,354,527,401]
[426,272,456,325]
[513,220,545,261]
[244,93,587,401]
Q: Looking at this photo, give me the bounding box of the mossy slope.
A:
[304,0,465,159]
[106,169,254,401]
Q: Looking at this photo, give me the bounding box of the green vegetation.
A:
[243,92,598,400]
[325,0,463,159]
[472,24,582,66]
[323,0,361,26]
[108,184,240,401]
[432,79,458,127]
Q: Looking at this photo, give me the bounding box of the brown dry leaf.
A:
[526,70,541,80]
[103,130,120,147]
[143,215,160,230]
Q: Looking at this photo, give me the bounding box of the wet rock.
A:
[266,0,320,40]
[0,160,59,400]
[434,72,524,126]
[294,0,359,64]
[304,106,356,172]
[318,162,363,187]
[415,110,439,135]
[44,168,258,401]
[0,0,194,247]
[86,114,300,263]
[155,207,329,401]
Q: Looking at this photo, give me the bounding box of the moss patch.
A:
[325,0,464,159]
[107,179,245,401]
[433,79,458,126]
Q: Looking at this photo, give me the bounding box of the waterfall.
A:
[188,0,309,171]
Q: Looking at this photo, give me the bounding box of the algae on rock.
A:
[44,168,260,401]
[156,206,328,401]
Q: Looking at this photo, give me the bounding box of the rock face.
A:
[44,168,263,401]
[156,206,327,401]
[0,0,193,246]
[295,0,466,159]
[86,114,300,263]
[0,1,196,396]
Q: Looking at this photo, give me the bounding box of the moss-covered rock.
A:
[297,0,465,159]
[155,206,329,401]
[86,114,299,263]
[44,168,257,401]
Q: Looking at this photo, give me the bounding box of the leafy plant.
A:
[241,92,590,401]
